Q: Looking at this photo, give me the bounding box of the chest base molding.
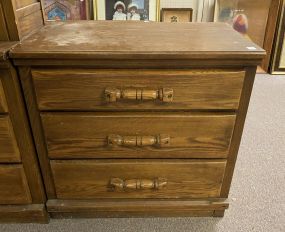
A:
[47,199,229,218]
[0,204,48,223]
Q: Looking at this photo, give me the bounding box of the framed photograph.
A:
[42,0,91,21]
[94,0,160,21]
[271,2,285,74]
[161,8,193,22]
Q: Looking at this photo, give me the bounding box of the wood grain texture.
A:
[50,211,215,218]
[47,199,228,218]
[0,204,48,223]
[261,0,282,72]
[17,10,43,40]
[0,0,43,41]
[0,116,21,162]
[0,0,19,40]
[19,66,56,198]
[0,164,32,204]
[13,58,266,67]
[220,67,257,197]
[42,113,236,159]
[0,79,8,112]
[13,0,39,10]
[0,2,9,41]
[16,2,41,19]
[51,160,226,199]
[0,42,17,60]
[32,69,245,111]
[9,21,265,60]
[1,63,46,202]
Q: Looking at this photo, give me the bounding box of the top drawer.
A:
[32,69,245,111]
[0,79,8,113]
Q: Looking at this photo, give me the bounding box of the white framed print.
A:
[94,0,160,21]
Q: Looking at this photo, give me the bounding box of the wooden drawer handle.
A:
[107,134,170,147]
[105,88,173,102]
[110,178,167,190]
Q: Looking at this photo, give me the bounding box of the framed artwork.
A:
[271,2,285,74]
[161,8,193,22]
[214,0,282,72]
[43,0,91,21]
[160,0,215,22]
[94,0,160,21]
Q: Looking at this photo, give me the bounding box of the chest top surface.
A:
[9,21,265,60]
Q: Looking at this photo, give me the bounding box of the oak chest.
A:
[10,21,265,218]
[0,42,47,223]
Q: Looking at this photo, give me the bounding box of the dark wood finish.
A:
[0,79,8,112]
[1,62,46,203]
[47,199,229,218]
[0,116,21,162]
[0,164,31,204]
[220,67,257,197]
[0,42,47,222]
[0,204,48,223]
[13,58,266,68]
[9,22,265,60]
[19,67,57,198]
[32,69,245,111]
[51,160,226,199]
[261,0,282,72]
[15,22,265,218]
[0,0,44,41]
[271,1,285,74]
[213,209,225,217]
[0,42,17,60]
[0,2,9,41]
[42,113,235,159]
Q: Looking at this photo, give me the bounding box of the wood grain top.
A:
[0,42,18,61]
[9,21,265,60]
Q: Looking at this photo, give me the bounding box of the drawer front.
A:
[42,113,236,159]
[0,116,21,162]
[32,69,245,110]
[0,79,8,113]
[51,160,226,199]
[0,165,32,204]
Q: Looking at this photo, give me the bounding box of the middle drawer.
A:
[41,113,236,159]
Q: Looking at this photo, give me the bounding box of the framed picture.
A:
[94,0,160,21]
[42,0,91,21]
[214,0,281,72]
[160,0,215,22]
[161,8,193,22]
[271,2,285,74]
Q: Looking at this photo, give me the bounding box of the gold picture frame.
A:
[93,0,160,21]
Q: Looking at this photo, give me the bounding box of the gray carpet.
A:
[0,74,284,232]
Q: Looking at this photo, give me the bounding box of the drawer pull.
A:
[107,134,170,147]
[105,88,173,102]
[110,178,167,190]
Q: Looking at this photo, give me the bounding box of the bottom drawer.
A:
[0,165,32,204]
[51,160,226,199]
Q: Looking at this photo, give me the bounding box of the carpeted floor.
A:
[0,74,284,232]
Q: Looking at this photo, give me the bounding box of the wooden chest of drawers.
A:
[0,42,47,223]
[10,21,265,218]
